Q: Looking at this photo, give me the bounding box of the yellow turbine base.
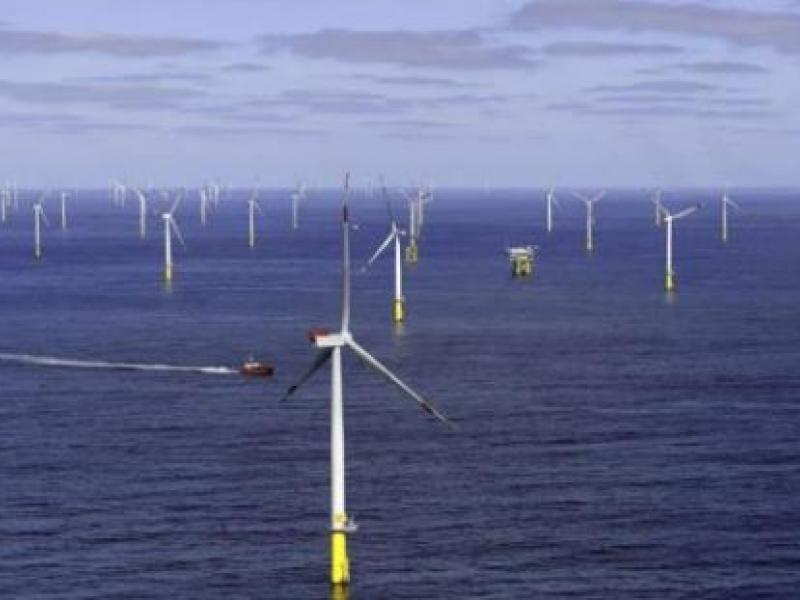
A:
[405,244,418,264]
[393,299,405,322]
[164,265,173,282]
[665,272,675,292]
[330,530,350,585]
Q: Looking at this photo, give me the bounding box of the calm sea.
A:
[1,188,799,599]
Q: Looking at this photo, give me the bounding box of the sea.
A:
[1,188,799,599]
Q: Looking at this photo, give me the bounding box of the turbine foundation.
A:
[330,528,350,585]
[405,242,418,264]
[393,298,405,323]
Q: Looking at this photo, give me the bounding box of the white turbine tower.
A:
[282,173,452,587]
[161,195,185,282]
[199,188,208,227]
[662,203,701,292]
[1,187,8,224]
[365,186,406,323]
[652,189,664,227]
[33,197,49,259]
[248,189,263,248]
[60,191,69,230]
[573,191,606,252]
[134,188,148,239]
[721,191,741,243]
[545,187,559,233]
[291,182,305,230]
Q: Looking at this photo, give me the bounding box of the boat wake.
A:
[0,353,238,376]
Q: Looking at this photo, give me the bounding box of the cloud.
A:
[173,125,324,139]
[510,0,800,54]
[0,79,201,110]
[642,60,769,76]
[541,41,684,56]
[259,29,536,69]
[361,118,457,129]
[246,89,408,115]
[0,27,226,57]
[587,79,718,94]
[352,74,474,89]
[0,110,155,134]
[221,62,270,73]
[73,71,211,84]
[547,101,770,120]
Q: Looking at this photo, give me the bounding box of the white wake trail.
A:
[0,353,238,375]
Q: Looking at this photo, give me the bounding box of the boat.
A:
[240,357,274,377]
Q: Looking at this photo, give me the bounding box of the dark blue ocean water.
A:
[1,188,799,599]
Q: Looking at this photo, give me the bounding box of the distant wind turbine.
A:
[162,195,185,282]
[721,191,741,243]
[365,184,406,323]
[662,203,701,292]
[652,189,664,227]
[545,187,559,233]
[291,182,306,230]
[573,190,606,252]
[248,189,263,248]
[33,195,49,259]
[134,188,148,239]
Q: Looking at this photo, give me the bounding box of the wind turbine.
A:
[199,188,208,227]
[282,173,453,587]
[365,184,406,323]
[291,182,305,230]
[161,195,185,282]
[545,187,559,233]
[33,196,49,259]
[248,189,263,248]
[134,188,148,239]
[662,203,701,292]
[1,186,8,224]
[652,189,664,227]
[572,191,606,252]
[721,191,741,243]
[60,191,69,230]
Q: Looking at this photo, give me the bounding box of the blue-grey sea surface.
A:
[1,188,799,599]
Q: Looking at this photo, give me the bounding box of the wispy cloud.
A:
[0,79,201,110]
[352,74,474,89]
[72,71,211,84]
[0,27,226,57]
[173,124,324,139]
[510,0,800,54]
[259,29,536,69]
[541,41,684,56]
[587,79,718,94]
[0,110,155,134]
[221,62,271,73]
[640,60,769,76]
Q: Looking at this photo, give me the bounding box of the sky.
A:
[1,0,799,188]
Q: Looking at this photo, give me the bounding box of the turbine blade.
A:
[345,337,455,428]
[341,172,351,332]
[366,230,395,266]
[571,191,590,204]
[170,218,186,247]
[592,190,607,203]
[39,207,50,227]
[281,348,334,402]
[672,204,701,220]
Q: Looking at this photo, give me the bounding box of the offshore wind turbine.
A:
[291,182,305,230]
[721,191,741,243]
[199,188,208,227]
[572,191,606,252]
[161,196,185,282]
[545,187,559,233]
[60,191,69,230]
[33,197,49,259]
[134,188,148,239]
[662,203,701,292]
[248,189,263,248]
[282,173,452,587]
[365,185,406,323]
